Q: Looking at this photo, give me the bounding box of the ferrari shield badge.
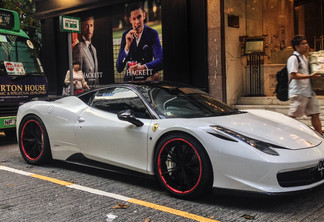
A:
[152,123,159,132]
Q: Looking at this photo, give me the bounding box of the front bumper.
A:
[277,164,324,187]
[207,139,324,194]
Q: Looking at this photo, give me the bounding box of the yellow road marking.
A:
[1,166,218,222]
[30,174,74,186]
[128,198,219,222]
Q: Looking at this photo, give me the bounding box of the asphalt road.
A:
[1,134,324,222]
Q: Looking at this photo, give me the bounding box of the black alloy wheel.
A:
[19,115,52,165]
[154,133,212,198]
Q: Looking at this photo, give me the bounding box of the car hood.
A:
[194,110,322,150]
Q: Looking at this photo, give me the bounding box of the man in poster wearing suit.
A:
[116,3,163,81]
[73,16,99,87]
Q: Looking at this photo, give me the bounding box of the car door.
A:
[74,86,152,173]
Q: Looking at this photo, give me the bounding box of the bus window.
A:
[0,35,44,76]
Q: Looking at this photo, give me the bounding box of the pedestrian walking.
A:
[287,35,322,135]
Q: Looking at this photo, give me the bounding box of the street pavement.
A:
[1,135,324,222]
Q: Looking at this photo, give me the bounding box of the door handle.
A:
[78,117,85,123]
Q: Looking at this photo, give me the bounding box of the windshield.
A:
[138,85,239,118]
[0,34,44,76]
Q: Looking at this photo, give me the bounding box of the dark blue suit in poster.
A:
[117,25,163,81]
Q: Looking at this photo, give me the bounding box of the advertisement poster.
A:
[67,0,163,93]
[113,1,163,82]
[71,15,100,89]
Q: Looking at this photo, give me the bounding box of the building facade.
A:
[34,0,324,104]
[224,0,324,105]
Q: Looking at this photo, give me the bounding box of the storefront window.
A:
[295,0,324,51]
[244,0,294,64]
[225,0,324,100]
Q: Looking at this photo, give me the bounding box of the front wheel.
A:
[19,115,52,165]
[154,133,213,198]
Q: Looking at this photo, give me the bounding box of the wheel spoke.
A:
[182,174,191,191]
[28,128,38,139]
[31,140,42,158]
[29,142,37,158]
[185,165,200,177]
[23,138,36,143]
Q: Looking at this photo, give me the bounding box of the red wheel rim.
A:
[20,119,45,161]
[158,138,202,194]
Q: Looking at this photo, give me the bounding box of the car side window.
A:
[78,91,96,105]
[91,87,151,119]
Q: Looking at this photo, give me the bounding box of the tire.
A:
[154,133,213,198]
[19,115,52,165]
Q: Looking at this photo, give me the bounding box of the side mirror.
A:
[117,109,144,127]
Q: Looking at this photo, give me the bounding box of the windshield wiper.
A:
[213,111,245,116]
[26,72,42,75]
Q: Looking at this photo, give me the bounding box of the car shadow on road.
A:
[44,159,324,209]
[39,158,324,210]
[45,159,162,192]
[0,134,17,145]
[194,184,324,211]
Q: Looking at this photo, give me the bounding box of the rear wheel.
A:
[19,115,52,165]
[154,133,213,198]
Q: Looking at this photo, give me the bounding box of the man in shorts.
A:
[287,35,322,134]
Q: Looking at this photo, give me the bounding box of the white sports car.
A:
[17,82,324,198]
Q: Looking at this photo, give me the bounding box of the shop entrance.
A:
[295,0,324,94]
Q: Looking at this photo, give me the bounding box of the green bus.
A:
[0,8,48,138]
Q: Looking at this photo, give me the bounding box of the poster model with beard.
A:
[73,16,99,87]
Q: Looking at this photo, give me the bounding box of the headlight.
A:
[211,125,283,156]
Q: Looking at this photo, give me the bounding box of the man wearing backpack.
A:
[287,35,322,135]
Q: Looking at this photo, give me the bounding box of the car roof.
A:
[105,81,193,88]
[74,81,205,100]
[82,81,195,93]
